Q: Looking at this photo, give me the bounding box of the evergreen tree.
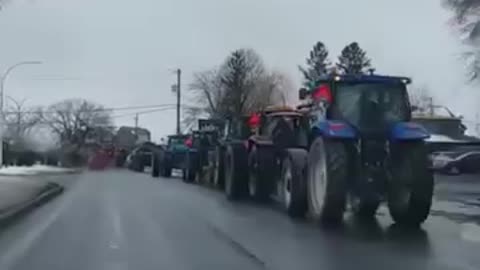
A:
[336,42,372,75]
[298,41,331,87]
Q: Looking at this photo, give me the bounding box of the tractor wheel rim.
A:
[311,145,327,211]
[283,162,292,208]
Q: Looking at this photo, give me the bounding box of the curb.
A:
[0,169,82,177]
[0,182,64,226]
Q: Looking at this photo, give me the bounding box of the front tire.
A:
[307,138,348,224]
[213,146,225,189]
[248,146,273,201]
[225,144,247,200]
[281,149,308,218]
[151,153,160,178]
[183,153,197,183]
[388,142,434,227]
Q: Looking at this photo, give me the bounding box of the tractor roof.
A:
[168,134,189,139]
[263,105,296,114]
[266,111,303,117]
[314,74,411,85]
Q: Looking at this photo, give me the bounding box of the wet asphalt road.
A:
[0,170,479,270]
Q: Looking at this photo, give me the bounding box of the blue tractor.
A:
[292,73,434,226]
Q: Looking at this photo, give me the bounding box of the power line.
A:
[110,107,177,119]
[3,103,178,115]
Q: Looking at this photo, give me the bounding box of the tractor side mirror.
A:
[299,88,308,100]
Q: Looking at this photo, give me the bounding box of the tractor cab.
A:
[248,106,309,149]
[299,74,413,139]
[167,134,190,151]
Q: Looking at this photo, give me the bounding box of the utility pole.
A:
[134,113,139,142]
[176,68,181,135]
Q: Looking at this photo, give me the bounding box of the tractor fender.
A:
[311,120,357,139]
[390,122,430,141]
[247,136,273,151]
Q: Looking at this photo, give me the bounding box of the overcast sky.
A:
[0,0,477,140]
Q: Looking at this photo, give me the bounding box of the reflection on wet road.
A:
[0,170,478,270]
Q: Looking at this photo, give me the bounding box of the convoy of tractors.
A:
[149,72,434,227]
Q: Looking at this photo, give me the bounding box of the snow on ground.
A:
[0,165,75,176]
[427,134,463,143]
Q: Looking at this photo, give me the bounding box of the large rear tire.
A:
[388,142,434,227]
[183,152,196,183]
[182,168,195,183]
[151,153,160,178]
[225,144,247,200]
[281,149,308,218]
[213,146,225,189]
[307,137,348,224]
[160,156,172,178]
[248,146,273,201]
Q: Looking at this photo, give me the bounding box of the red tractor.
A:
[220,106,310,217]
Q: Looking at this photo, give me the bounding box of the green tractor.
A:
[151,134,190,178]
[183,119,225,184]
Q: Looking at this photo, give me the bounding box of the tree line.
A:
[187,41,373,127]
[444,0,480,82]
[299,41,373,87]
[4,98,113,166]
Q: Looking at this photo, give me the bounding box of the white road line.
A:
[106,194,124,250]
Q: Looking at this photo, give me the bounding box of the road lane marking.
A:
[106,192,125,251]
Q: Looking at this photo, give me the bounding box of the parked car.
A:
[431,151,480,174]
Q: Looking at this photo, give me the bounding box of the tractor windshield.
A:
[168,136,188,146]
[331,82,410,133]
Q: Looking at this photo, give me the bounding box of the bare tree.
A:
[187,69,223,117]
[42,98,112,149]
[409,85,435,114]
[444,0,480,80]
[3,97,43,150]
[187,48,289,127]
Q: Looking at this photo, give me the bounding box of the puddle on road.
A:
[461,223,480,243]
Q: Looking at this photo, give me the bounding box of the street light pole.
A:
[0,61,42,111]
[176,68,181,135]
[0,61,42,166]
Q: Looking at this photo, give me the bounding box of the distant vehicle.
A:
[127,144,155,172]
[431,151,480,175]
[151,134,190,178]
[184,119,224,184]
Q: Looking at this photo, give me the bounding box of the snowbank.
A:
[0,165,76,176]
[426,134,463,143]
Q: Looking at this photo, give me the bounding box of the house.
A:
[114,126,151,151]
